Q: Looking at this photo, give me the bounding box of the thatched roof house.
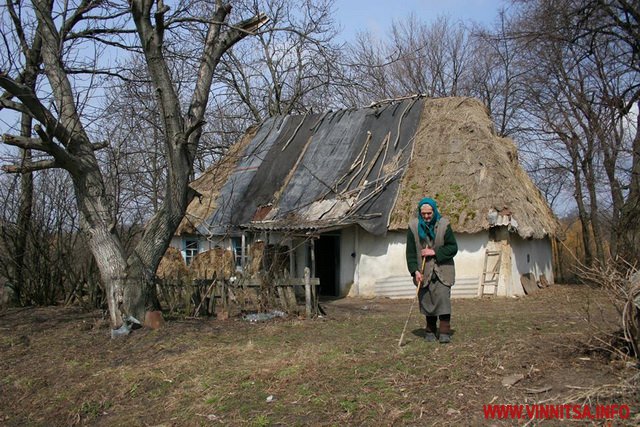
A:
[172,96,558,298]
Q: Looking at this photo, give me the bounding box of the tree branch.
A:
[66,28,139,41]
[221,13,270,46]
[0,97,30,115]
[186,11,270,150]
[2,159,59,173]
[6,0,30,58]
[0,73,53,125]
[2,134,51,153]
[154,0,170,46]
[91,140,109,151]
[0,73,75,145]
[60,0,101,41]
[185,120,205,140]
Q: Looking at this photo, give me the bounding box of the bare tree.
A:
[575,0,640,264]
[339,31,395,106]
[0,169,104,306]
[388,15,471,98]
[215,0,342,122]
[468,10,529,137]
[1,0,45,304]
[1,0,268,333]
[509,0,640,265]
[341,15,473,105]
[98,59,167,223]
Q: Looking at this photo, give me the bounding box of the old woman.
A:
[406,197,458,343]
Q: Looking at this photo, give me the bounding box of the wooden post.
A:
[311,278,317,315]
[222,280,228,314]
[241,233,246,271]
[304,267,311,318]
[310,239,316,278]
[289,238,295,278]
[207,279,216,315]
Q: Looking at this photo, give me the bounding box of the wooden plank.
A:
[229,279,319,287]
[304,267,311,318]
[521,273,538,295]
[284,286,298,314]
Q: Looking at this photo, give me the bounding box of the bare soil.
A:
[0,284,638,426]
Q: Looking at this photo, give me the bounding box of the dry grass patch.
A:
[0,285,638,426]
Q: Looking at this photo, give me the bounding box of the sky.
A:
[333,0,508,41]
[0,0,509,156]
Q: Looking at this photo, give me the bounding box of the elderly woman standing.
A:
[406,198,458,343]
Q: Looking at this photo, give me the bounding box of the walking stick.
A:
[398,256,427,347]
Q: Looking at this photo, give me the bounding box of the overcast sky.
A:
[333,0,509,40]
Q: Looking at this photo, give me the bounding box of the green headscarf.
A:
[417,197,441,241]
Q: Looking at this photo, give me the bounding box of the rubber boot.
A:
[425,316,437,342]
[439,318,451,344]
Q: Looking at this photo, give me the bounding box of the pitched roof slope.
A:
[193,97,425,236]
[176,129,257,235]
[389,97,558,239]
[180,96,558,239]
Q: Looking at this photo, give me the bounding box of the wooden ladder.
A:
[480,249,502,296]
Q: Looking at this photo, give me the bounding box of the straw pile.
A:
[189,247,235,279]
[156,247,190,280]
[248,241,265,275]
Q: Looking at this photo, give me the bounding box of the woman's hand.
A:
[414,271,423,286]
[421,247,435,257]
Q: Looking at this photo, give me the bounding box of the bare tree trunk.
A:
[71,162,127,326]
[14,124,33,306]
[619,105,640,264]
[5,0,41,306]
[1,0,268,333]
[571,154,594,267]
[604,159,623,259]
[583,158,606,264]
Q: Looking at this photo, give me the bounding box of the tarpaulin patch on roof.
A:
[200,97,425,236]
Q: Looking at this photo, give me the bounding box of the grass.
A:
[0,285,638,426]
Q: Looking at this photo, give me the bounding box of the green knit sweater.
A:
[406,223,458,276]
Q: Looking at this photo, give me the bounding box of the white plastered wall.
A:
[510,234,555,293]
[453,231,488,284]
[350,230,406,296]
[338,227,357,296]
[349,229,490,297]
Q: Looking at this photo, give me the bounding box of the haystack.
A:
[189,247,235,279]
[156,247,190,280]
[249,241,265,275]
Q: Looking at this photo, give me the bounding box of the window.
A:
[184,239,199,266]
[231,236,243,269]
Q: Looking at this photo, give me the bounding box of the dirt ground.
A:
[0,284,638,426]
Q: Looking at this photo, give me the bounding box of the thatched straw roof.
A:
[176,129,257,235]
[181,96,558,239]
[389,97,558,239]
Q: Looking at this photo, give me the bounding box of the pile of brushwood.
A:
[578,260,640,360]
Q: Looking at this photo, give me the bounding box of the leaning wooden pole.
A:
[398,256,426,347]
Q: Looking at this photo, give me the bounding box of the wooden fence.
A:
[155,268,320,318]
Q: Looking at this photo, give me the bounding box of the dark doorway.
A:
[314,234,340,297]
